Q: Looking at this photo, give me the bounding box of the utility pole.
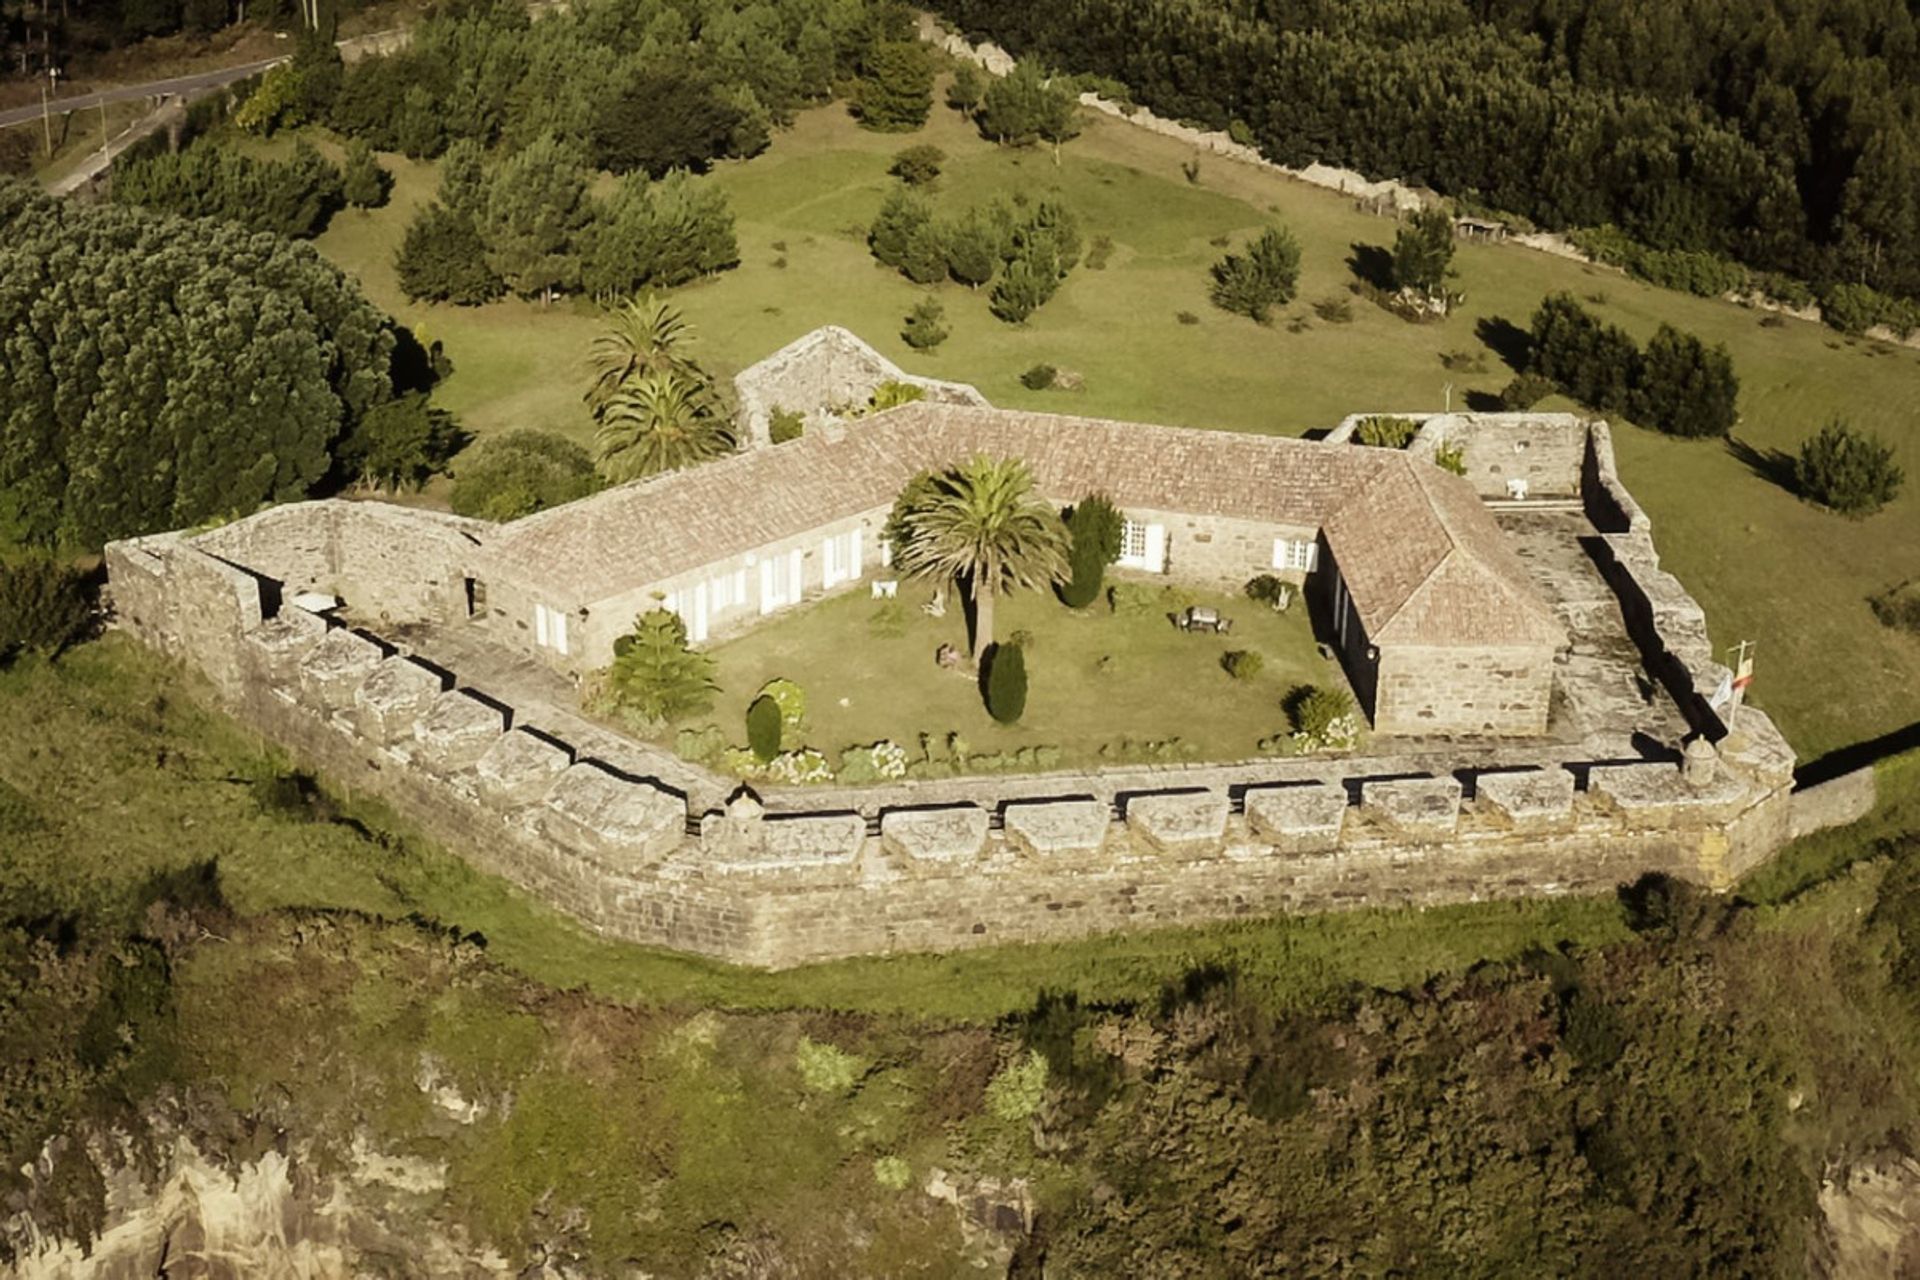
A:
[99,98,109,196]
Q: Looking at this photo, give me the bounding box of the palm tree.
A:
[585,296,704,417]
[594,372,734,481]
[898,455,1070,663]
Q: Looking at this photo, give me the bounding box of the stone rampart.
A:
[1325,411,1589,500]
[105,517,1811,969]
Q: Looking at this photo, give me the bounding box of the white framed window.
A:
[1116,519,1166,572]
[759,549,806,613]
[534,603,569,655]
[1272,537,1320,573]
[821,528,864,588]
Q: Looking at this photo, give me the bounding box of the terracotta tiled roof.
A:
[1322,458,1564,647]
[486,402,1563,650]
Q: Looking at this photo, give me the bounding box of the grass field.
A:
[294,93,1920,762]
[673,580,1337,767]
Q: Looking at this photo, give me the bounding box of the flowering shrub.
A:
[766,748,834,785]
[838,740,911,783]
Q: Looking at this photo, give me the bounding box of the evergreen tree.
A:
[0,180,398,546]
[582,172,739,298]
[438,138,490,222]
[747,694,784,760]
[478,133,593,304]
[607,608,718,724]
[869,185,932,269]
[978,61,1081,159]
[592,67,744,177]
[900,220,950,285]
[984,640,1028,722]
[1209,226,1302,322]
[947,63,984,116]
[890,144,945,186]
[448,430,599,521]
[943,210,1002,287]
[341,139,392,209]
[990,254,1058,323]
[0,555,93,663]
[1633,325,1738,438]
[594,373,734,481]
[902,297,949,351]
[856,39,934,132]
[341,393,462,493]
[396,204,505,305]
[1392,207,1455,297]
[1795,419,1904,516]
[1060,493,1123,608]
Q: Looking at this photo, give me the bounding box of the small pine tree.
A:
[890,144,945,186]
[396,203,505,305]
[1209,225,1301,323]
[900,220,949,285]
[746,693,783,761]
[341,139,391,209]
[990,255,1057,323]
[942,211,1002,287]
[1060,494,1123,608]
[607,609,718,724]
[1633,324,1738,438]
[985,641,1028,723]
[1391,206,1455,297]
[855,40,933,132]
[0,555,93,663]
[868,185,931,270]
[902,298,949,351]
[1795,419,1904,516]
[948,64,984,115]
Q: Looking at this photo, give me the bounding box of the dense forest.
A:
[0,180,401,546]
[932,0,1920,303]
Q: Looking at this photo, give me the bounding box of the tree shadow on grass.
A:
[1475,316,1532,373]
[1726,436,1798,497]
[1464,390,1506,412]
[1346,243,1395,290]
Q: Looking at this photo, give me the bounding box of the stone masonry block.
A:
[298,627,387,708]
[1588,762,1742,827]
[354,657,448,744]
[1475,769,1575,832]
[475,729,573,812]
[1244,783,1348,854]
[245,608,328,682]
[541,763,685,869]
[709,813,865,873]
[412,690,508,771]
[1003,800,1111,860]
[880,807,991,863]
[1126,791,1229,855]
[1361,777,1463,841]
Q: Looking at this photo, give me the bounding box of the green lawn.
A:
[297,93,1920,762]
[673,579,1339,769]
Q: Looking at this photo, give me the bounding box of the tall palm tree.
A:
[585,296,703,417]
[594,372,734,481]
[899,455,1070,663]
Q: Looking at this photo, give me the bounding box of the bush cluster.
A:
[1794,419,1904,516]
[1528,293,1739,438]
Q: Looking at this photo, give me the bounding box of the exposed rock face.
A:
[1811,1156,1920,1280]
[5,1127,514,1280]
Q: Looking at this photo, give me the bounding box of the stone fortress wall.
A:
[104,416,1864,969]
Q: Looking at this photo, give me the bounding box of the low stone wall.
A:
[1325,412,1589,500]
[1790,768,1879,840]
[732,326,989,449]
[105,523,1805,969]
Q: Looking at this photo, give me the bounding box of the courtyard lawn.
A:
[294,89,1920,761]
[677,580,1341,769]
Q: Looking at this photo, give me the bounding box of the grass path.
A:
[303,97,1920,760]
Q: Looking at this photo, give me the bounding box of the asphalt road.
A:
[0,54,288,130]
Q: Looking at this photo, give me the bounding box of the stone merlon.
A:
[354,657,449,744]
[1003,800,1112,860]
[1126,791,1229,855]
[1243,783,1349,854]
[475,729,573,811]
[880,807,991,863]
[1475,768,1576,832]
[412,690,508,771]
[1362,777,1464,841]
[298,627,387,707]
[540,763,686,869]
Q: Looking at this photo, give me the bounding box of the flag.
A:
[1708,672,1734,710]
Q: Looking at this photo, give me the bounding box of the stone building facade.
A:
[101,333,1847,969]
